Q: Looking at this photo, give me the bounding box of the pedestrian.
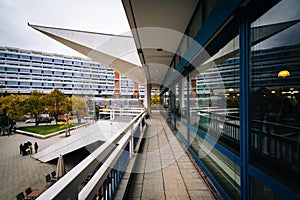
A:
[23,142,29,156]
[7,126,10,137]
[27,140,32,154]
[34,142,39,154]
[19,143,23,155]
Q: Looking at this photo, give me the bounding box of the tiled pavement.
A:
[0,132,62,200]
[125,112,215,200]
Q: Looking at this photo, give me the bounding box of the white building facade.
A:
[0,46,144,98]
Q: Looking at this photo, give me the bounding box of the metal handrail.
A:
[99,108,145,121]
[37,109,146,200]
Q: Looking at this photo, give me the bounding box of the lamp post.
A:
[64,113,69,137]
[0,81,4,98]
[7,113,11,136]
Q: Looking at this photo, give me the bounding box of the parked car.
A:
[56,115,66,122]
[39,117,53,123]
[25,118,36,123]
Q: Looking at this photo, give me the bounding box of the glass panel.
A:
[54,71,63,75]
[189,35,240,155]
[176,79,188,141]
[19,82,30,86]
[188,2,203,38]
[250,176,282,200]
[175,82,181,118]
[43,57,52,63]
[7,81,18,86]
[7,67,18,72]
[53,59,62,63]
[20,68,30,73]
[43,70,52,75]
[64,60,72,65]
[31,56,41,61]
[190,130,240,198]
[20,55,30,60]
[6,54,18,59]
[250,0,300,196]
[32,82,42,87]
[188,26,240,199]
[32,70,41,74]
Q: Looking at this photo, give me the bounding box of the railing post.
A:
[140,122,143,138]
[129,126,134,156]
[111,109,114,121]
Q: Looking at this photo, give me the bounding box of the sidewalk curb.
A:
[16,123,90,139]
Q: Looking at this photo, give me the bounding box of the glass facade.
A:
[250,0,300,198]
[167,0,300,199]
[187,35,241,198]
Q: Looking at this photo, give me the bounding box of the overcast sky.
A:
[0,0,130,57]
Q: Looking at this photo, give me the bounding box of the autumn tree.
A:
[69,96,88,120]
[24,90,45,126]
[151,92,160,106]
[45,88,69,124]
[0,94,26,127]
[95,105,100,120]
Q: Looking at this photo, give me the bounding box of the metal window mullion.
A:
[186,72,190,145]
[239,15,250,200]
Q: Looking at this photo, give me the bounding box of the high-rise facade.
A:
[0,46,144,98]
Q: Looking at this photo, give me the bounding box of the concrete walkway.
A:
[125,112,215,199]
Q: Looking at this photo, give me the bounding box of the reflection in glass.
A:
[250,0,300,197]
[189,35,240,156]
[187,33,241,199]
[190,131,240,199]
[250,176,282,200]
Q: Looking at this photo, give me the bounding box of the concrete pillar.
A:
[144,84,151,116]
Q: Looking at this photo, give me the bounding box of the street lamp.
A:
[0,81,4,98]
[7,113,11,136]
[64,113,70,137]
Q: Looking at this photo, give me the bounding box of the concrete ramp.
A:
[33,121,128,162]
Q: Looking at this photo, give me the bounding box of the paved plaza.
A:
[1,114,216,200]
[0,132,64,200]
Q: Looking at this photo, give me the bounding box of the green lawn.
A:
[18,124,78,135]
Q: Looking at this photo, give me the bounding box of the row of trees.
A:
[0,88,88,126]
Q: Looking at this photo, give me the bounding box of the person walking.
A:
[27,140,32,154]
[34,142,39,154]
[19,143,23,155]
